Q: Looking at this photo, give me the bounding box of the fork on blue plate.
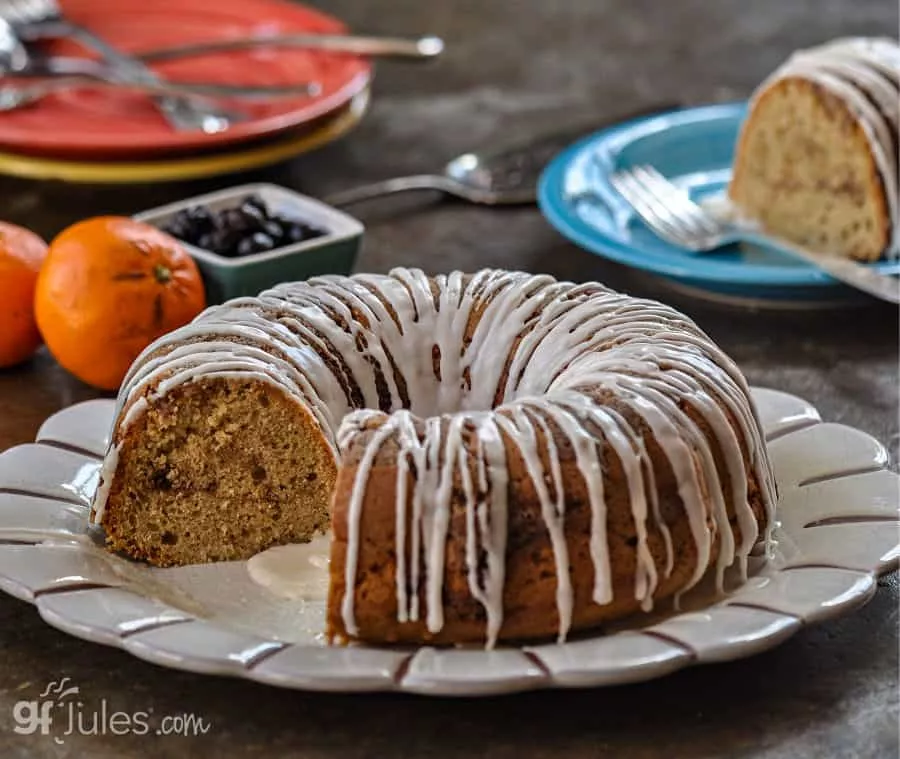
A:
[610,165,900,304]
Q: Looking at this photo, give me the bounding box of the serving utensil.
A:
[0,0,238,132]
[325,103,679,208]
[610,164,900,304]
[0,18,319,106]
[0,75,320,112]
[138,33,444,62]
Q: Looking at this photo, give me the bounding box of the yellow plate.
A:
[0,88,369,184]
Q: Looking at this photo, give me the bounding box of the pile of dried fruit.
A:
[161,194,326,258]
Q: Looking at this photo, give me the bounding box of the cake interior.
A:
[102,378,336,567]
[101,306,524,567]
[729,78,888,261]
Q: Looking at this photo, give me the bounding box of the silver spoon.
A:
[138,33,444,63]
[19,36,439,81]
[324,102,681,208]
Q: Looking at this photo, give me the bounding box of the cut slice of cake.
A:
[728,37,899,262]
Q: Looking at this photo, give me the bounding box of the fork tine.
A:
[633,165,721,236]
[611,171,696,246]
[611,171,698,248]
[629,167,714,239]
[618,168,712,242]
[613,169,703,246]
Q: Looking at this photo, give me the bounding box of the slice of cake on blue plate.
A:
[729,37,899,262]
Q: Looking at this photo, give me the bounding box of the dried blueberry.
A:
[208,228,240,255]
[220,208,252,234]
[195,233,214,251]
[285,221,326,243]
[161,218,192,241]
[251,232,275,250]
[184,205,215,235]
[261,220,284,243]
[235,237,256,257]
[285,223,308,244]
[238,202,267,227]
[243,194,268,217]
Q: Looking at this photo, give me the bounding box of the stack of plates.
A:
[0,0,373,183]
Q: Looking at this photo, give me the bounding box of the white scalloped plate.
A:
[0,387,896,696]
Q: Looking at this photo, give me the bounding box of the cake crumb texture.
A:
[101,379,335,567]
[730,78,888,260]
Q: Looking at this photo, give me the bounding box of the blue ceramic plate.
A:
[537,102,900,306]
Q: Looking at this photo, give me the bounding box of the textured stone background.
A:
[0,0,897,756]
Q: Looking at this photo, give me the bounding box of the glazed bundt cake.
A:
[91,268,776,646]
[729,37,899,261]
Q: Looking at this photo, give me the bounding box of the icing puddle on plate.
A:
[246,533,331,601]
[41,531,331,645]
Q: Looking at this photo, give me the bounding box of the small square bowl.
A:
[134,183,364,304]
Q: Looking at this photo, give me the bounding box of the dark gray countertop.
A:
[0,0,897,756]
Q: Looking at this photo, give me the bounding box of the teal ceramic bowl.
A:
[134,183,364,304]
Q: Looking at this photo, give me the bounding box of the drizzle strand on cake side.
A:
[91,268,777,647]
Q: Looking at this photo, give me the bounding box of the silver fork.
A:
[611,165,900,304]
[0,76,320,112]
[0,0,240,132]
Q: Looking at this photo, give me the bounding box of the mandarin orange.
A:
[0,222,49,368]
[35,216,206,391]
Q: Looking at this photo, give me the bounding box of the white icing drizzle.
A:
[466,415,508,644]
[495,406,573,641]
[92,268,776,647]
[246,534,332,601]
[756,36,900,256]
[341,419,395,637]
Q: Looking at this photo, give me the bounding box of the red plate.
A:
[0,0,371,158]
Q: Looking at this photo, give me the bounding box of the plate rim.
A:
[0,87,369,184]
